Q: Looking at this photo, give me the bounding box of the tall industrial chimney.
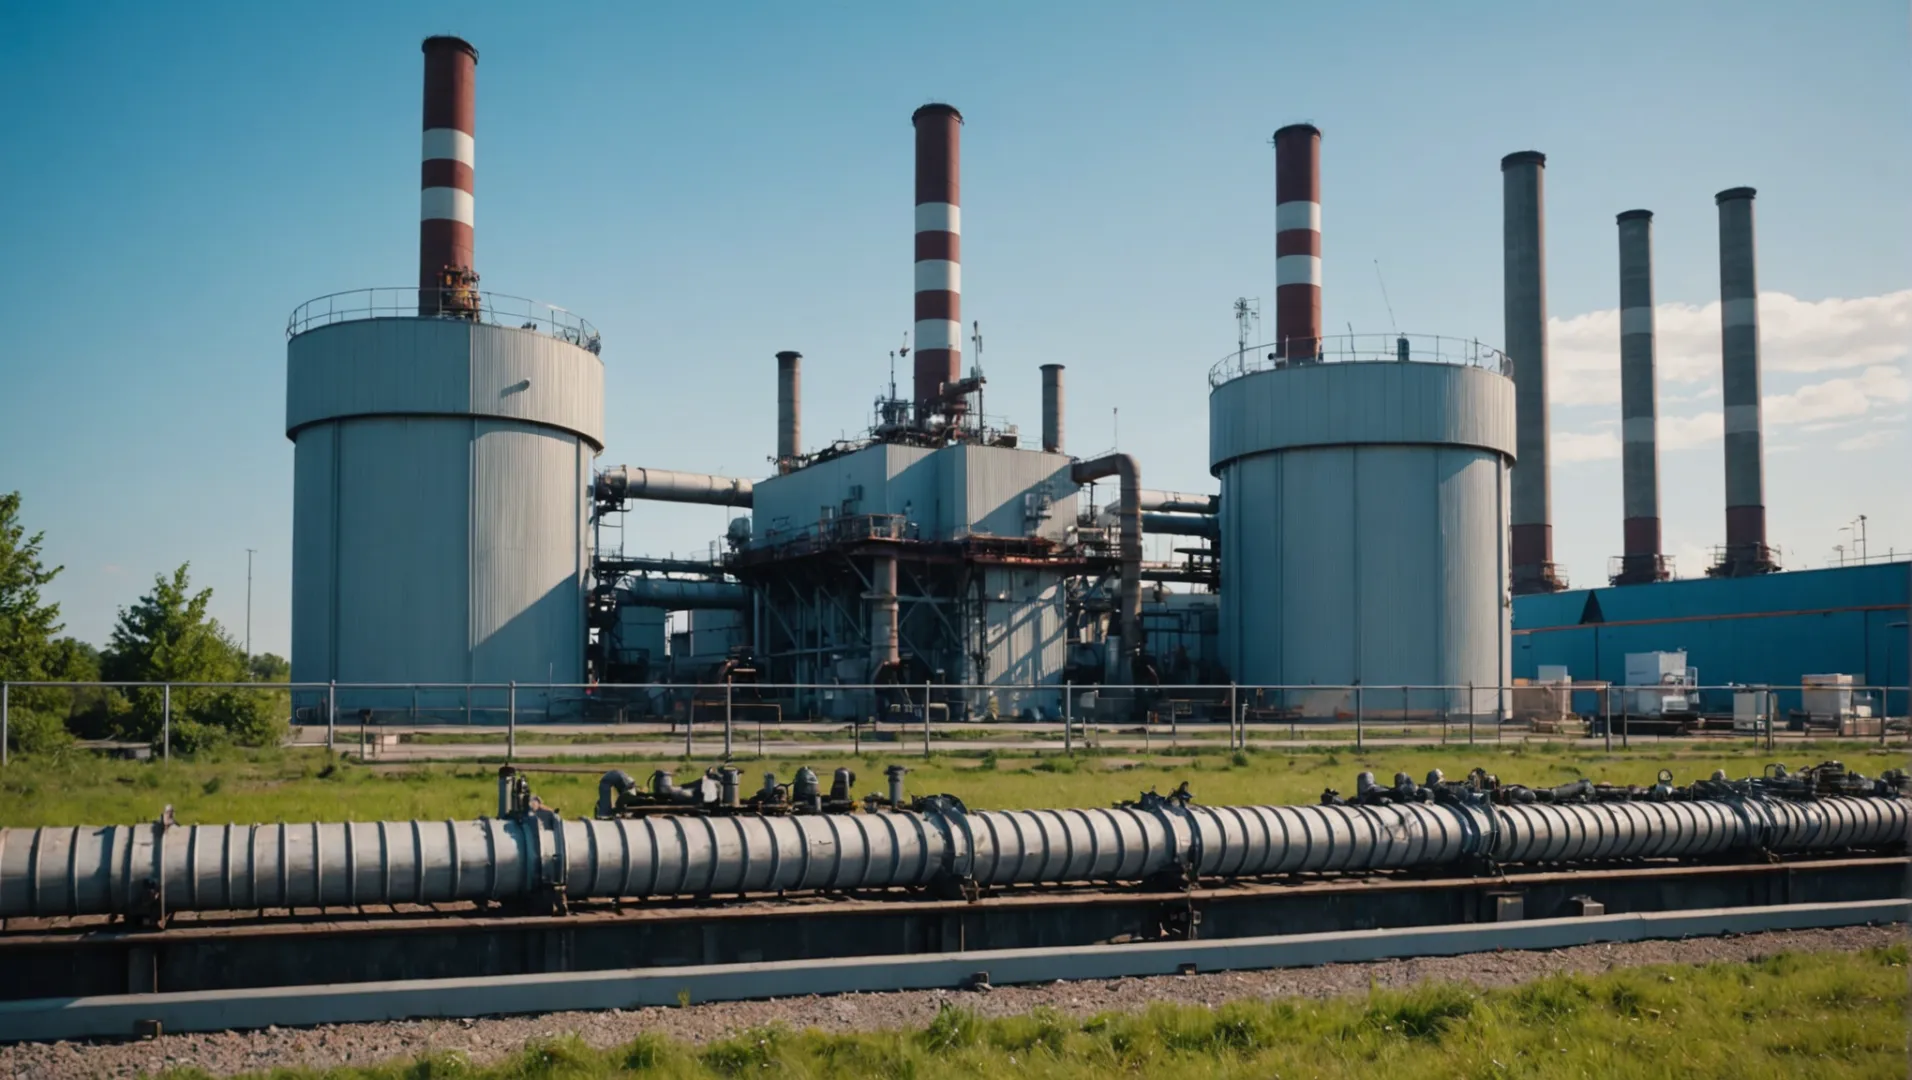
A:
[912,104,963,423]
[419,36,478,314]
[1502,150,1561,594]
[1711,187,1776,577]
[1040,363,1064,453]
[776,350,802,471]
[1272,124,1322,361]
[1613,209,1668,585]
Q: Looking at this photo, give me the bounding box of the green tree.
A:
[0,491,76,752]
[44,636,117,738]
[0,491,63,681]
[103,564,284,752]
[248,652,290,682]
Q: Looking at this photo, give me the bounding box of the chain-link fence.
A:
[4,678,1906,765]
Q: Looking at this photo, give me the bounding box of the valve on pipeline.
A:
[1117,781,1195,812]
[863,764,910,812]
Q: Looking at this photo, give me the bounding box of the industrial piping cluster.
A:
[2,763,1902,923]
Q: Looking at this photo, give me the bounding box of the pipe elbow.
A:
[596,769,638,818]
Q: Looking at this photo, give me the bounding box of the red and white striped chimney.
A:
[912,103,963,423]
[419,36,478,314]
[1273,123,1322,361]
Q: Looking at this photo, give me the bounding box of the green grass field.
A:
[2,740,1904,827]
[147,946,1911,1079]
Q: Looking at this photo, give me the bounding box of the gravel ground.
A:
[5,924,1904,1079]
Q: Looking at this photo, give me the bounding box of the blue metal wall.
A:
[1513,561,1911,716]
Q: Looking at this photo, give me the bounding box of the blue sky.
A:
[2,1,1907,656]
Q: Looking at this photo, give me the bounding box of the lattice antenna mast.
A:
[1233,297,1260,369]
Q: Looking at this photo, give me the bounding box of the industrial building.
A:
[283,35,1907,724]
[1513,562,1911,718]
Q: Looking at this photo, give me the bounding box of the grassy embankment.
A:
[2,740,1902,827]
[148,946,1912,1079]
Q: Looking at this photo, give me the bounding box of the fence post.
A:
[1,682,8,766]
[1494,685,1504,744]
[326,680,336,752]
[1467,681,1475,745]
[1765,692,1775,752]
[1354,685,1363,751]
[724,680,734,761]
[162,683,172,762]
[411,685,419,723]
[1228,683,1238,751]
[923,680,933,760]
[1064,681,1073,753]
[508,681,518,762]
[1602,685,1612,752]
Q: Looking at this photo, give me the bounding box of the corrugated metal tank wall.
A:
[288,318,603,710]
[1211,361,1515,705]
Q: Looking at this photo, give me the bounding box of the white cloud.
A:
[1660,411,1723,450]
[1547,290,1912,407]
[1552,363,1907,455]
[1555,430,1620,462]
[1765,364,1910,426]
[1835,429,1900,452]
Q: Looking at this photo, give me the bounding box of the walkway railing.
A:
[1209,333,1511,388]
[286,287,602,355]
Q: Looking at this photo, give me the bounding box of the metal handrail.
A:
[1209,333,1510,388]
[287,287,603,356]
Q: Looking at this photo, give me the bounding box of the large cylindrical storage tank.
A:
[286,305,605,714]
[1210,357,1515,713]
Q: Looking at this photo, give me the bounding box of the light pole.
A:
[245,547,256,676]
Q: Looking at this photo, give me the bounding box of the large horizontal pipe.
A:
[1130,489,1218,515]
[596,466,754,508]
[1141,512,1218,540]
[3,796,1901,919]
[618,579,750,611]
[596,556,728,578]
[1138,563,1213,584]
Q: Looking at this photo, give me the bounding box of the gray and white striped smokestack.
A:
[419,36,477,314]
[1040,363,1064,453]
[1613,210,1667,585]
[1273,124,1323,362]
[1502,150,1561,594]
[913,104,963,424]
[776,350,802,471]
[1712,187,1777,577]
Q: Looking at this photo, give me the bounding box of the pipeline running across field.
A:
[2,762,1904,921]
